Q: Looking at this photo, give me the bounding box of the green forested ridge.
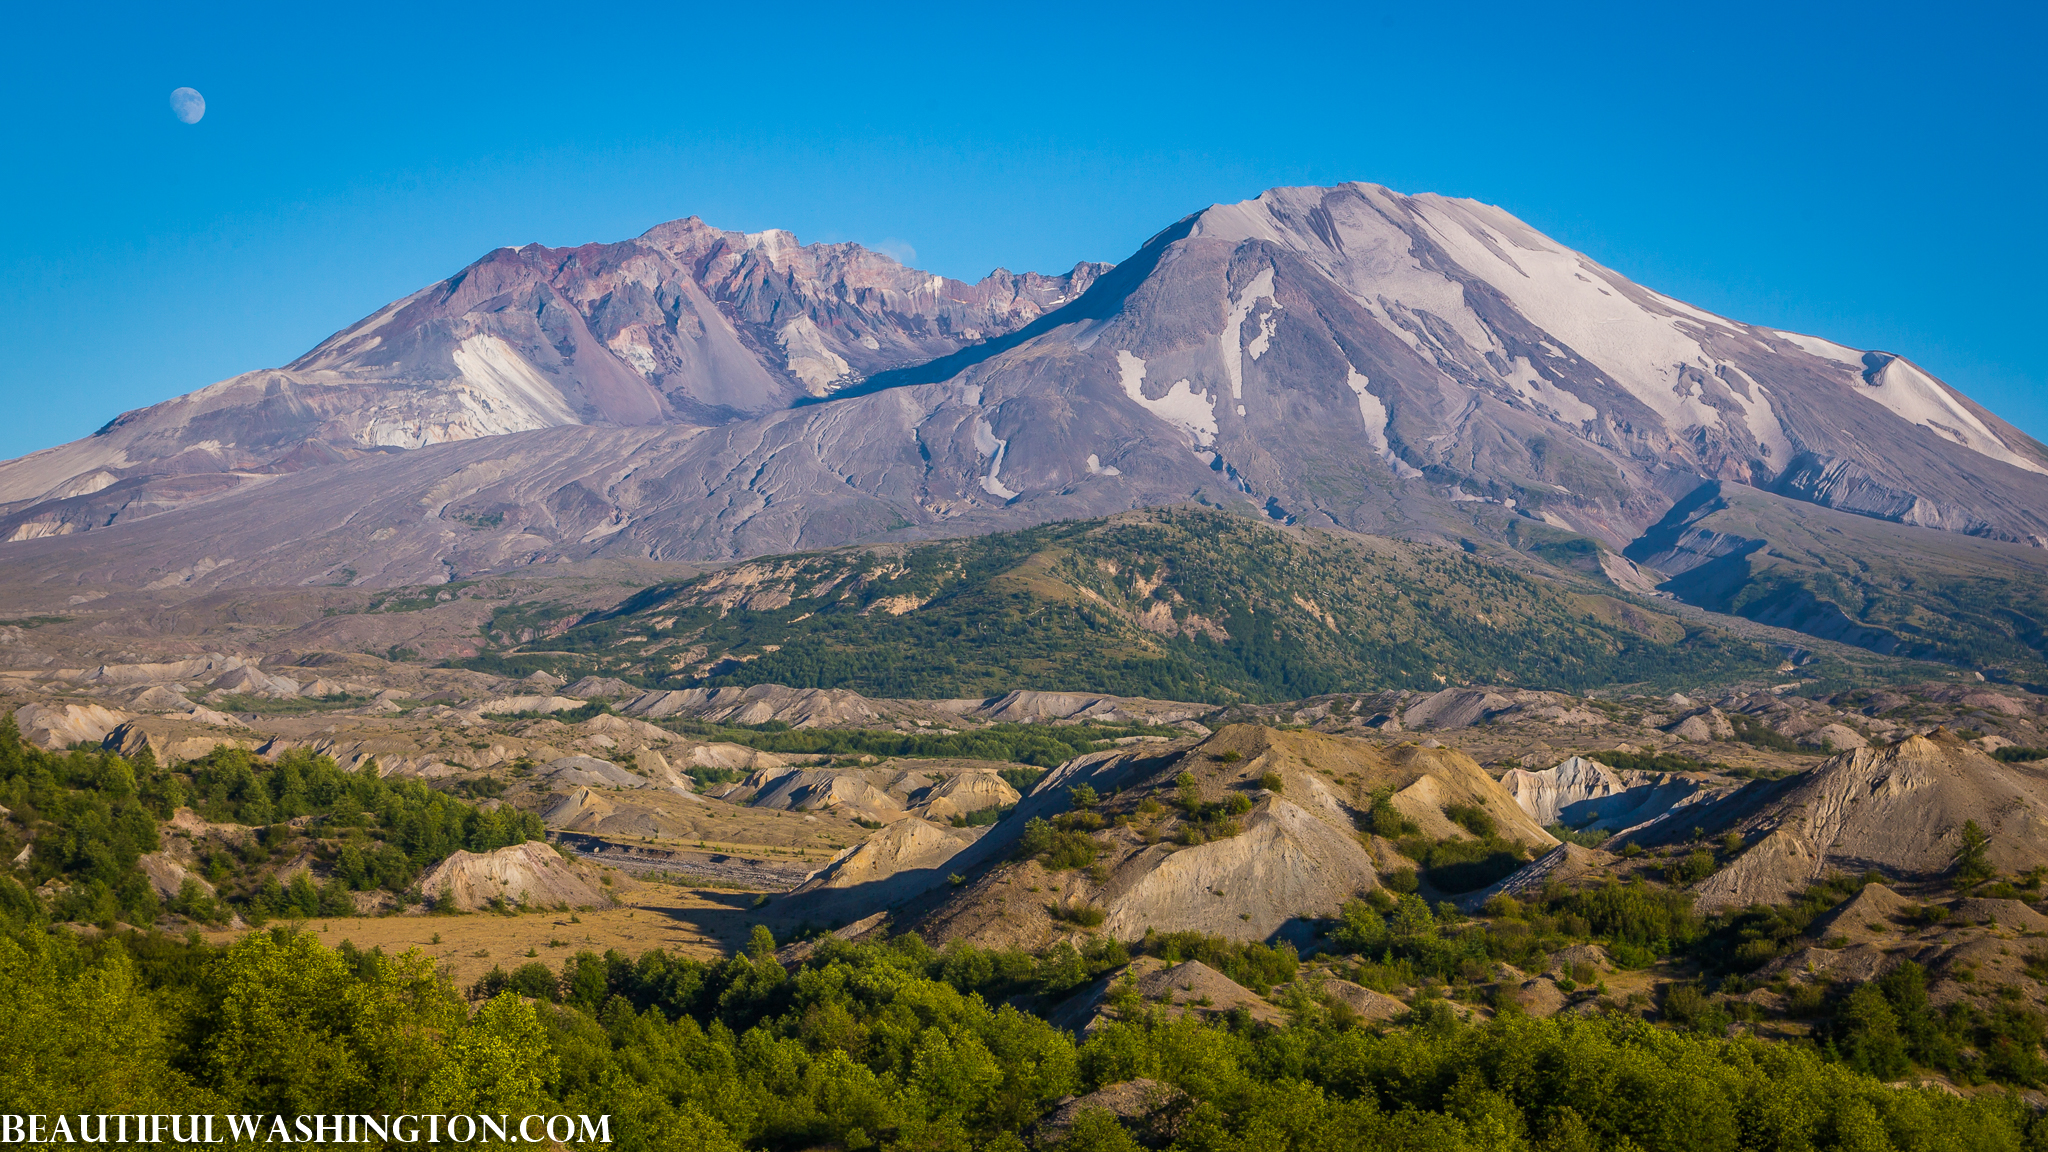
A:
[458,509,1781,703]
[0,715,542,927]
[1,913,2040,1152]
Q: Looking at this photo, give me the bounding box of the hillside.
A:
[0,713,563,927]
[793,723,1557,949]
[1630,481,2048,687]
[459,508,1784,702]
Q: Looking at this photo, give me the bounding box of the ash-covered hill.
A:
[458,508,1782,702]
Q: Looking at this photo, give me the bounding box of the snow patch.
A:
[1774,330,1864,366]
[1857,356,2048,475]
[974,419,1020,499]
[1503,356,1598,424]
[1346,369,1423,479]
[1717,365,1795,463]
[1220,267,1279,400]
[1085,453,1122,477]
[1118,350,1217,447]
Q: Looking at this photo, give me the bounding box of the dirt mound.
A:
[913,771,1019,821]
[1512,978,1569,1016]
[1400,688,1517,730]
[620,684,887,728]
[1133,960,1288,1026]
[1100,799,1379,940]
[579,713,676,744]
[749,769,905,822]
[541,755,646,788]
[953,690,1211,726]
[105,718,254,762]
[1676,732,2048,910]
[562,676,639,699]
[793,818,978,893]
[1032,1079,1184,1145]
[680,742,786,772]
[1950,898,2048,933]
[136,851,214,902]
[125,685,198,712]
[13,702,130,750]
[413,841,614,911]
[1290,976,1406,1021]
[475,695,586,716]
[1809,883,1915,943]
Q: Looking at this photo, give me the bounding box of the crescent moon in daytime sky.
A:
[170,87,205,124]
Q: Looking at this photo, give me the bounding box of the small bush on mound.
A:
[1546,823,1608,849]
[1258,771,1284,792]
[1139,929,1298,993]
[1050,900,1106,928]
[1017,816,1100,871]
[1441,803,1497,839]
[1397,833,1530,894]
[1361,787,1420,839]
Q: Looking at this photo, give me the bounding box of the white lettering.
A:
[359,1115,389,1142]
[546,1117,575,1144]
[479,1116,507,1144]
[519,1117,545,1144]
[577,1116,611,1144]
[75,1115,107,1144]
[392,1117,420,1143]
[227,1116,262,1142]
[51,1117,74,1143]
[267,1114,294,1143]
[446,1115,476,1144]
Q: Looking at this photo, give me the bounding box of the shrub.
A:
[1442,803,1497,839]
[1258,772,1283,792]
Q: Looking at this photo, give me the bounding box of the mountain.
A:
[3,183,2044,676]
[0,218,1104,522]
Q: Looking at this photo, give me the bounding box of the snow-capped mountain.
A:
[3,183,2043,602]
[0,218,1104,518]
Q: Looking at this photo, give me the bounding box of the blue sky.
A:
[3,0,2042,460]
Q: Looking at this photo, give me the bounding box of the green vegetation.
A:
[1396,832,1532,894]
[0,715,540,928]
[1546,824,1610,848]
[1587,748,1724,774]
[652,716,1181,770]
[454,509,1782,702]
[1015,816,1101,871]
[1994,746,2048,763]
[1336,876,1701,983]
[14,915,2036,1152]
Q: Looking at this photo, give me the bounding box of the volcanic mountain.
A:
[3,184,2045,671]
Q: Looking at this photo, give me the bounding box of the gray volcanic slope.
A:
[3,183,2045,601]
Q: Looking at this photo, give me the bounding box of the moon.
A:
[170,88,205,124]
